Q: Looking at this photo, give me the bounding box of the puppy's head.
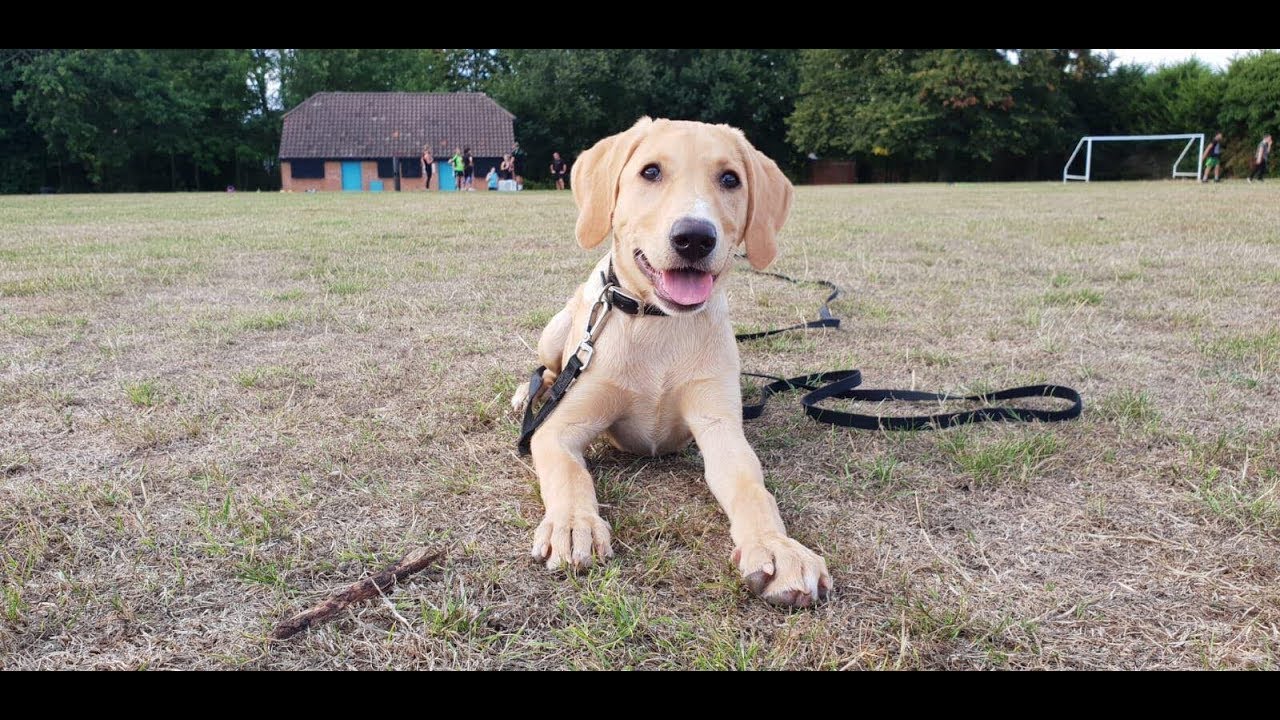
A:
[571,117,793,314]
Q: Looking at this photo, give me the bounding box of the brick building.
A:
[278,92,516,192]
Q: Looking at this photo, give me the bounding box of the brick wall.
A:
[809,159,857,185]
[281,161,341,192]
[281,160,442,191]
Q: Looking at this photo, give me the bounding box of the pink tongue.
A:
[659,269,714,306]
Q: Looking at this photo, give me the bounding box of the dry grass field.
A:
[2,182,1278,669]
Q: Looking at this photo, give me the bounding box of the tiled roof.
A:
[279,92,516,159]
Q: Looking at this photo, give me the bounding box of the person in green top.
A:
[1201,133,1224,183]
[450,147,464,189]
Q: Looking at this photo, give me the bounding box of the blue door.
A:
[438,162,456,191]
[341,161,362,191]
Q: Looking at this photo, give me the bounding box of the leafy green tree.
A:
[1219,50,1280,173]
[279,49,449,110]
[15,49,276,191]
[486,49,802,182]
[445,49,507,91]
[0,49,49,193]
[1140,59,1223,134]
[789,49,1081,180]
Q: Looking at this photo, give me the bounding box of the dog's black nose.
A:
[670,217,717,261]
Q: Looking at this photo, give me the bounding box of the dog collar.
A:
[602,259,667,316]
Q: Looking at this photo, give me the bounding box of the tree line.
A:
[2,48,1276,193]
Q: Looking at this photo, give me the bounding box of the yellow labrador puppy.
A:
[512,117,831,607]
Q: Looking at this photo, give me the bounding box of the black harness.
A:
[517,258,1082,454]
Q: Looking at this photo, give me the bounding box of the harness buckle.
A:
[576,339,596,370]
[574,289,612,371]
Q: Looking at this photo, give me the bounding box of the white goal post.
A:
[1062,133,1205,182]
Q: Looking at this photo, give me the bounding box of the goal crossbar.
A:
[1063,133,1204,182]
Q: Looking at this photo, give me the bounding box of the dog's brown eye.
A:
[641,164,661,182]
[720,171,740,189]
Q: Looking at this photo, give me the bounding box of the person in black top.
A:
[1249,133,1272,183]
[511,144,525,190]
[462,147,475,191]
[550,151,568,190]
[420,145,434,190]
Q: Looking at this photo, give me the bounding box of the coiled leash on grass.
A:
[517,259,1082,454]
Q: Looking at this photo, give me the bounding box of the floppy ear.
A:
[571,117,652,249]
[735,131,794,270]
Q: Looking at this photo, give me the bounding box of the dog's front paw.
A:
[510,371,557,416]
[531,510,614,572]
[733,534,832,608]
[510,383,531,415]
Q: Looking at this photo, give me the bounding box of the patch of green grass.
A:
[235,557,288,589]
[559,566,647,665]
[326,278,370,296]
[3,585,24,623]
[124,380,159,407]
[848,298,896,322]
[422,585,490,640]
[269,289,305,302]
[847,453,904,493]
[463,370,520,430]
[939,430,1060,487]
[736,329,818,353]
[521,308,555,331]
[689,631,762,670]
[233,365,315,390]
[866,453,901,486]
[1,450,34,476]
[1199,330,1280,373]
[1095,389,1161,431]
[1042,288,1103,306]
[235,311,292,331]
[909,348,957,367]
[1193,467,1280,533]
[0,271,109,297]
[0,313,89,337]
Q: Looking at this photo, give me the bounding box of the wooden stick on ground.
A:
[271,546,445,640]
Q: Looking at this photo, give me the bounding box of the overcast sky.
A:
[1104,49,1267,70]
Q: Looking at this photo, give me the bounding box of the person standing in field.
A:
[486,166,498,191]
[450,147,464,190]
[420,145,434,190]
[512,144,525,190]
[1201,133,1224,183]
[550,151,568,190]
[463,146,475,191]
[1248,133,1272,183]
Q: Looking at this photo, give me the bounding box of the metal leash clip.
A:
[575,286,613,371]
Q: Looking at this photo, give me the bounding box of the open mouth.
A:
[634,250,716,310]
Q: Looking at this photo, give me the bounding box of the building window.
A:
[290,159,325,179]
[399,158,422,178]
[374,158,424,178]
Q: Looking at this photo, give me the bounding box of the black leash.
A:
[740,370,1082,431]
[732,271,841,340]
[517,258,1082,454]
